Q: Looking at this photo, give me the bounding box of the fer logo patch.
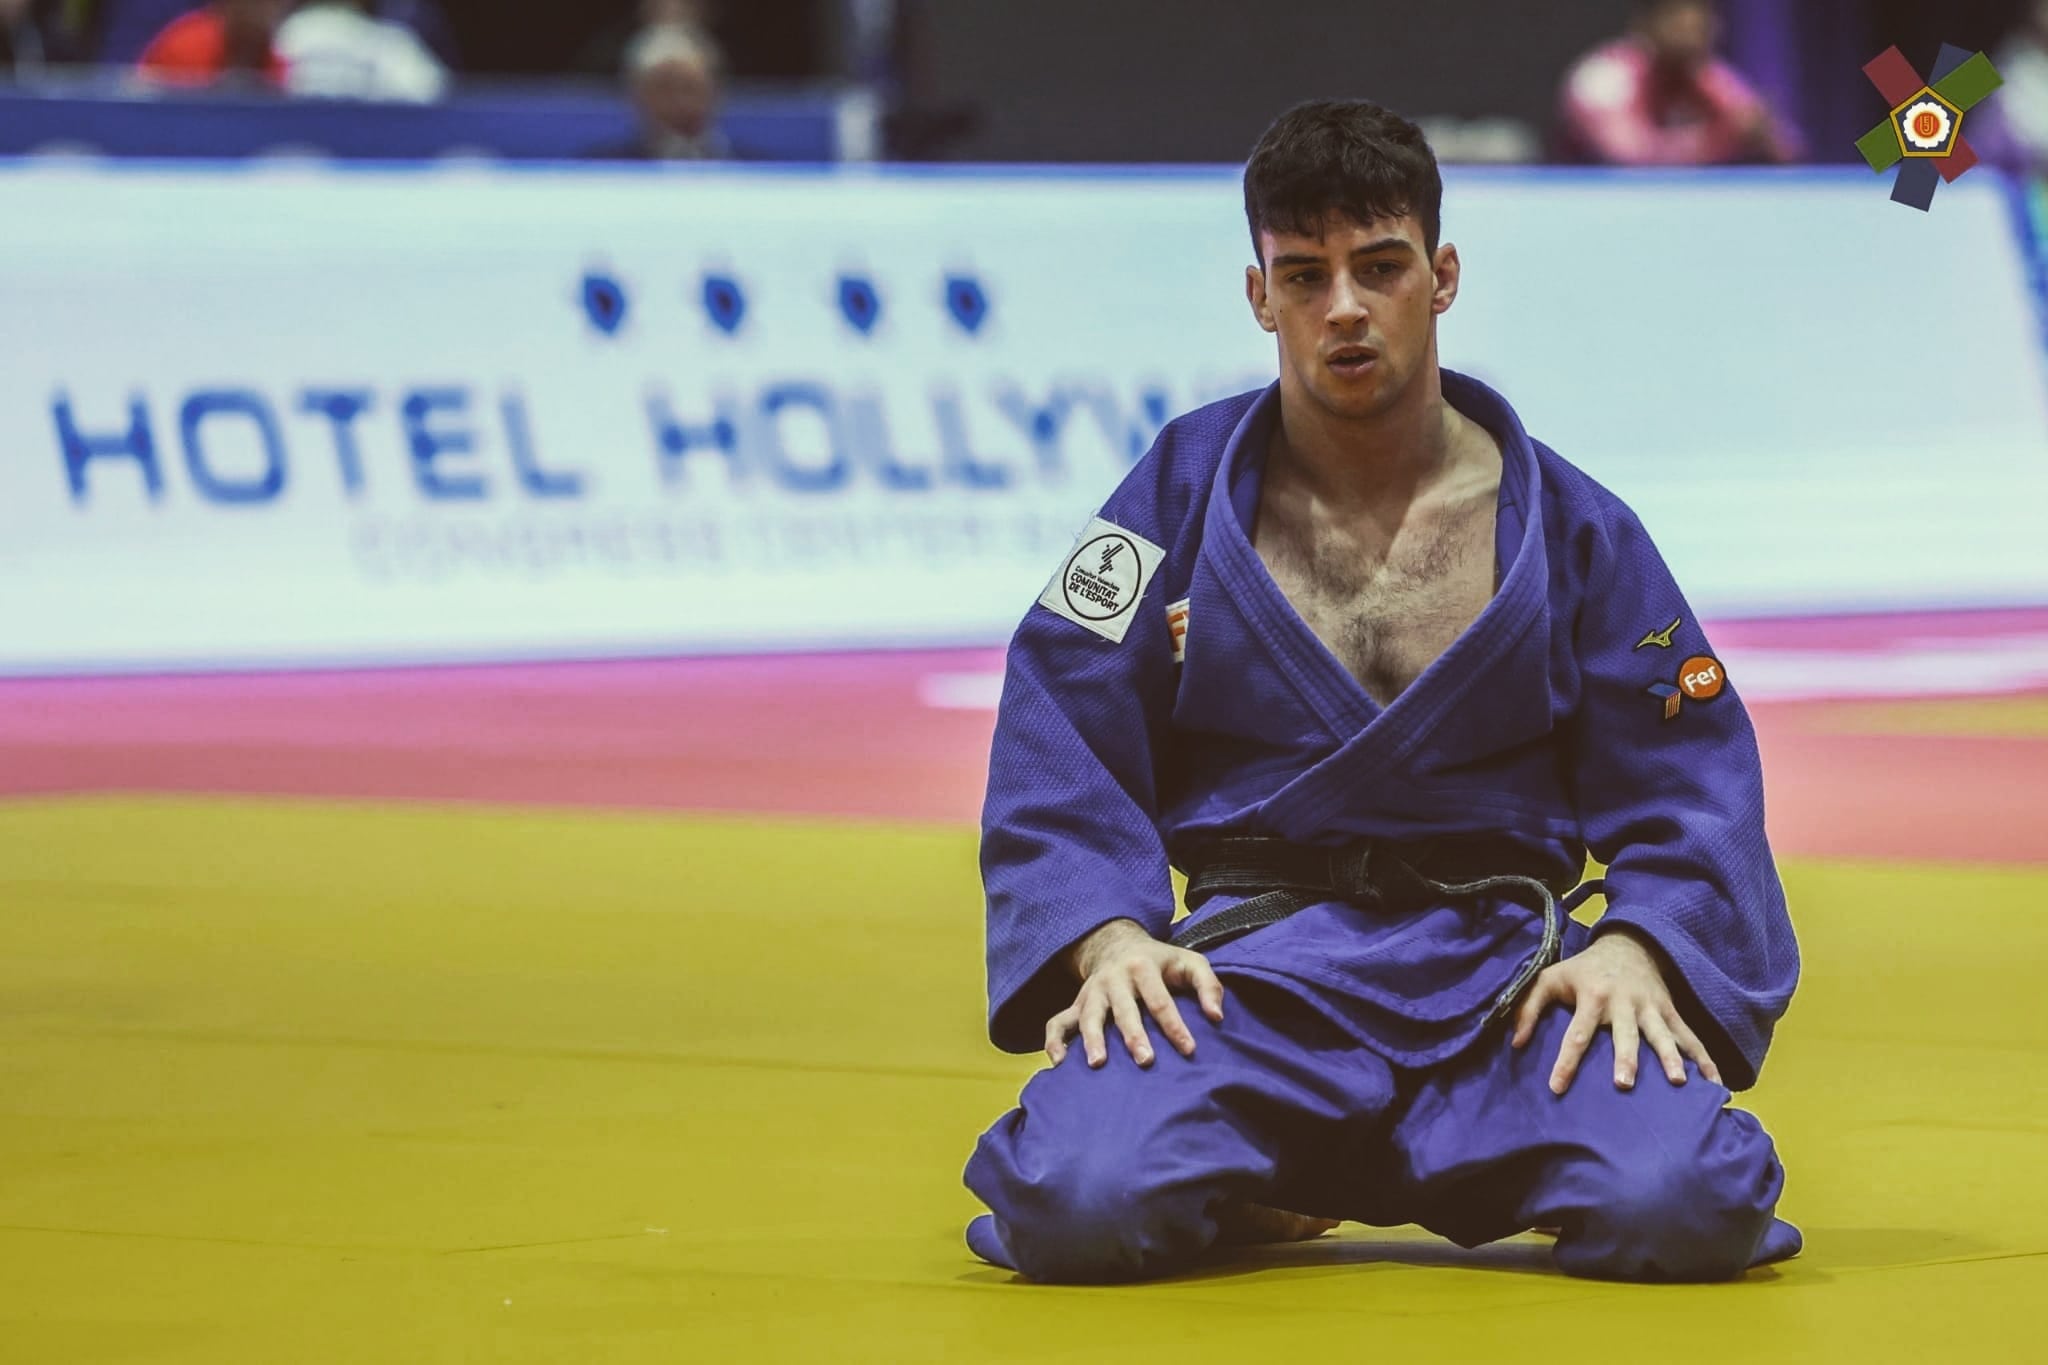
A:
[1038,517,1165,643]
[1648,654,1728,721]
[1679,655,1726,700]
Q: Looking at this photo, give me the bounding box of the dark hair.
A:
[1243,99,1442,266]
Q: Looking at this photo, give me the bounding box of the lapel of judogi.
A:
[1192,372,1555,836]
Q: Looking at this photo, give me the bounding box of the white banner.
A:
[1,163,2044,673]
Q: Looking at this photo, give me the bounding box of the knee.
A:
[1558,1118,1786,1282]
[969,1139,1216,1285]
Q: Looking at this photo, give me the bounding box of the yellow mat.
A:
[2,797,2044,1362]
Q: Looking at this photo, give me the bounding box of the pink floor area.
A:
[2,608,2045,863]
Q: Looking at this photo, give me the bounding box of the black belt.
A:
[1167,834,1606,1023]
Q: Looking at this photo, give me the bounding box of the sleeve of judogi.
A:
[1564,499,1800,1091]
[979,430,1195,1054]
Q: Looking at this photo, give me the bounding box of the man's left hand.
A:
[1509,927,1722,1095]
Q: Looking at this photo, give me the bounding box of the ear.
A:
[1246,265,1277,334]
[1430,242,1461,316]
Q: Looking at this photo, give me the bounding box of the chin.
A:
[1311,375,1396,419]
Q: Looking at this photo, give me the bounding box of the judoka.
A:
[961,98,1802,1284]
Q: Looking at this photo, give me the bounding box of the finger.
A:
[1044,1007,1078,1065]
[1106,977,1154,1067]
[1611,1005,1640,1090]
[1182,955,1227,1023]
[1549,997,1601,1096]
[1135,965,1197,1057]
[1666,1010,1723,1085]
[1077,989,1109,1068]
[1640,1009,1686,1085]
[1511,971,1563,1048]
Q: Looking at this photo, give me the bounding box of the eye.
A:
[1367,261,1400,277]
[1288,271,1323,285]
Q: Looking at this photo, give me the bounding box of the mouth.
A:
[1326,345,1378,376]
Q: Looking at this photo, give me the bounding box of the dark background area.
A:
[897,0,2032,164]
[12,0,2038,162]
[435,0,834,80]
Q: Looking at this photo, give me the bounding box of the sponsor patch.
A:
[1635,615,1682,650]
[1166,597,1190,662]
[1037,517,1165,644]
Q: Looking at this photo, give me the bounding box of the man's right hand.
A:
[1045,918,1226,1068]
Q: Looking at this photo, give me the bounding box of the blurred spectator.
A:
[589,22,728,160]
[1555,0,1799,165]
[575,0,711,76]
[2,0,89,74]
[136,0,289,88]
[277,0,447,101]
[1987,0,2048,173]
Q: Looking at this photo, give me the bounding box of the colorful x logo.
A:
[1856,44,2002,210]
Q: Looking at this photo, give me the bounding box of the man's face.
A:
[1245,213,1456,423]
[637,56,717,141]
[1641,1,1718,73]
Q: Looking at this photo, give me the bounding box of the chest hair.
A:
[1257,471,1500,707]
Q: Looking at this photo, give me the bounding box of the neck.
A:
[1273,361,1459,510]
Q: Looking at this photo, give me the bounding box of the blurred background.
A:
[3,2,2048,1361]
[1,0,2046,166]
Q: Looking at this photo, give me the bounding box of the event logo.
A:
[1856,43,2002,211]
[583,268,991,340]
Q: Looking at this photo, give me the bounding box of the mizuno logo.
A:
[1635,616,1683,650]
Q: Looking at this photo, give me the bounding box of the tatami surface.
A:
[2,642,2045,1361]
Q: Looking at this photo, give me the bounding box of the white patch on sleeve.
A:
[1037,517,1166,644]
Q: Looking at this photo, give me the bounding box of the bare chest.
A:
[1253,490,1500,709]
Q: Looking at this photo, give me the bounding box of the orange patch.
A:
[1679,654,1726,701]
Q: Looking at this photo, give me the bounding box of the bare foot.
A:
[1214,1200,1342,1245]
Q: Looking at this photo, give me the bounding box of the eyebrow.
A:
[1268,238,1416,270]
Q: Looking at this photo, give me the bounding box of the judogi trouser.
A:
[963,922,1801,1285]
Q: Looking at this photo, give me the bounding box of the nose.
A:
[1327,272,1368,329]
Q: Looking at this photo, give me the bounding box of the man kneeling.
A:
[961,98,1801,1285]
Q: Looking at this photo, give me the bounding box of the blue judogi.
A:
[963,371,1802,1283]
